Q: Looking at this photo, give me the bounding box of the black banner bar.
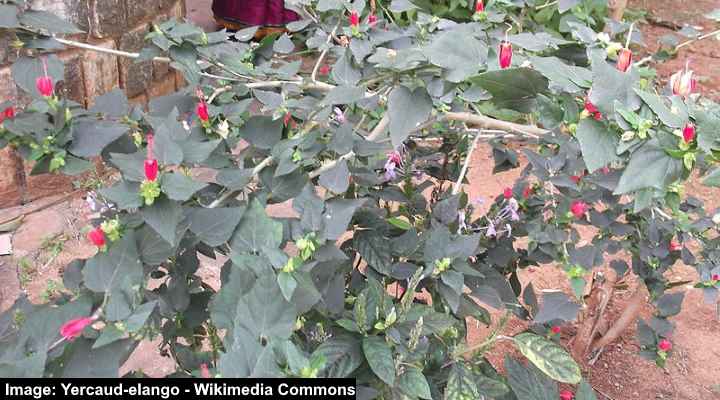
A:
[2,378,357,400]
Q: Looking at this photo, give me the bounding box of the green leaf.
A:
[99,181,142,210]
[399,367,432,399]
[240,116,283,150]
[153,125,184,165]
[19,10,83,34]
[230,273,296,344]
[425,27,487,82]
[187,207,245,246]
[314,334,364,378]
[505,356,558,400]
[614,139,683,194]
[180,139,221,164]
[230,199,283,254]
[83,231,143,294]
[444,363,480,400]
[469,68,549,113]
[362,336,396,386]
[92,325,125,349]
[109,152,146,182]
[161,173,207,201]
[387,217,412,230]
[588,55,641,115]
[70,120,129,158]
[575,118,619,173]
[319,159,350,193]
[322,198,366,240]
[0,5,19,28]
[530,56,591,93]
[354,231,393,276]
[277,271,297,301]
[273,33,295,54]
[513,332,582,384]
[576,380,598,400]
[696,108,720,154]
[703,167,720,187]
[634,89,684,128]
[388,86,432,147]
[509,32,570,52]
[141,197,184,246]
[136,225,176,265]
[61,339,135,378]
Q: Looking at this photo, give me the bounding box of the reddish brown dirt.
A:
[0,0,718,397]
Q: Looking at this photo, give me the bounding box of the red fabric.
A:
[212,0,300,27]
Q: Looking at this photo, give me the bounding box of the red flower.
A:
[712,274,720,281]
[570,175,582,184]
[682,122,695,143]
[283,112,293,127]
[560,390,574,400]
[584,97,602,120]
[87,227,106,248]
[551,326,562,335]
[60,316,95,341]
[475,0,484,12]
[200,363,211,378]
[523,185,533,199]
[616,48,633,72]
[144,159,159,182]
[503,187,513,199]
[669,240,682,252]
[350,10,359,27]
[3,106,15,119]
[319,64,330,75]
[570,200,588,219]
[658,339,672,352]
[197,101,209,122]
[36,75,54,97]
[499,41,513,69]
[670,63,696,98]
[368,13,378,26]
[601,166,611,175]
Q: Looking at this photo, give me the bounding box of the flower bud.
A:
[196,100,209,122]
[368,13,378,26]
[658,339,672,352]
[670,63,697,98]
[616,48,632,72]
[503,187,513,199]
[475,0,484,12]
[350,10,359,27]
[712,274,720,281]
[669,240,682,252]
[498,41,513,69]
[570,200,588,219]
[144,159,159,182]
[319,64,330,75]
[36,75,54,97]
[551,326,561,335]
[682,122,695,143]
[87,227,106,248]
[60,316,96,341]
[560,390,574,400]
[200,363,211,378]
[3,106,15,119]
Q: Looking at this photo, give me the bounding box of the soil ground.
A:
[0,0,718,397]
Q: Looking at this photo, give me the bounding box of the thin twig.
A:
[311,22,340,82]
[676,28,720,51]
[452,130,483,195]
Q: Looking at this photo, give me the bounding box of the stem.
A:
[591,284,646,351]
[311,22,340,83]
[676,28,720,50]
[625,22,635,49]
[451,130,482,195]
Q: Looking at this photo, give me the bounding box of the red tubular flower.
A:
[570,200,588,219]
[200,363,211,378]
[682,122,696,143]
[475,0,484,12]
[570,175,582,184]
[712,274,720,281]
[3,107,15,119]
[658,339,672,352]
[584,97,602,120]
[60,316,95,341]
[670,62,697,98]
[319,64,330,75]
[523,185,533,199]
[601,166,611,175]
[350,10,359,27]
[499,41,513,69]
[368,13,378,26]
[559,390,574,400]
[197,101,209,122]
[87,227,106,248]
[669,240,682,252]
[551,326,561,335]
[616,48,633,72]
[503,187,513,199]
[36,75,54,97]
[144,159,159,182]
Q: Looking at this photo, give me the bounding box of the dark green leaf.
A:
[362,336,396,386]
[187,207,245,246]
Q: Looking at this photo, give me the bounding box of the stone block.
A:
[81,38,120,106]
[24,162,75,203]
[0,148,23,208]
[125,0,165,26]
[55,50,86,106]
[0,67,18,105]
[148,74,177,99]
[128,93,148,110]
[118,24,153,98]
[86,0,128,39]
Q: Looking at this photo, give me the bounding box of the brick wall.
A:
[0,0,187,208]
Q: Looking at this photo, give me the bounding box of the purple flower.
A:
[486,221,496,238]
[334,107,346,124]
[384,151,403,181]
